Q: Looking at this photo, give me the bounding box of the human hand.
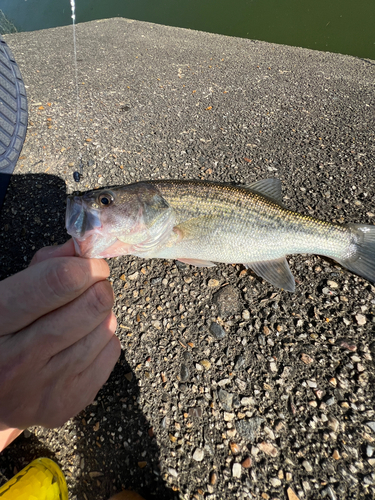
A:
[0,240,121,435]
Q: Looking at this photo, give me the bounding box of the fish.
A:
[65,178,375,292]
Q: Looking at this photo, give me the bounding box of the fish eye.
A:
[98,192,113,207]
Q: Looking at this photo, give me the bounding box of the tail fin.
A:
[337,224,375,284]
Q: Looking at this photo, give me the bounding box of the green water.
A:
[1,0,375,60]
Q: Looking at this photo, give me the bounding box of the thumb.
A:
[29,239,76,266]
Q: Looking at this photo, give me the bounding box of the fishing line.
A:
[70,0,83,183]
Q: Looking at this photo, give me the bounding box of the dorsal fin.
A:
[245,178,283,205]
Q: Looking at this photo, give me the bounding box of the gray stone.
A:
[209,322,227,340]
[213,285,240,316]
[218,388,233,411]
[180,363,190,382]
[234,355,245,371]
[236,417,264,441]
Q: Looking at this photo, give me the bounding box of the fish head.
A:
[66,183,175,258]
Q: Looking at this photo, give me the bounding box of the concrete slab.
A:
[1,18,375,500]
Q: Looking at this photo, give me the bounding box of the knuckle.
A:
[107,312,118,334]
[86,281,114,317]
[45,258,88,299]
[30,246,47,265]
[111,335,122,358]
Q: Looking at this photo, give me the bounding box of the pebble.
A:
[332,449,340,460]
[189,407,202,418]
[218,388,233,411]
[218,378,231,387]
[242,310,250,320]
[128,271,139,280]
[367,445,374,457]
[301,353,314,364]
[366,422,375,433]
[363,474,375,485]
[150,277,162,286]
[259,441,278,457]
[236,417,264,441]
[208,278,220,287]
[234,355,245,371]
[200,359,211,371]
[321,486,337,500]
[235,378,247,392]
[302,481,311,493]
[327,416,339,432]
[264,426,275,440]
[287,487,300,500]
[224,412,235,422]
[355,314,366,325]
[232,463,241,478]
[302,460,313,472]
[329,377,337,387]
[241,397,254,407]
[180,364,190,382]
[168,468,178,478]
[269,361,277,373]
[192,448,204,462]
[209,471,217,485]
[227,428,236,438]
[209,322,227,340]
[213,285,240,316]
[241,457,252,468]
[270,477,281,487]
[315,389,324,399]
[89,471,103,478]
[327,280,339,288]
[230,442,241,455]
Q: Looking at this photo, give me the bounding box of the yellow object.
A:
[0,458,68,500]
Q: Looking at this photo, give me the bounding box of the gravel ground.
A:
[1,18,375,500]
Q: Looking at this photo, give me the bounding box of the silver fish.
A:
[66,178,375,292]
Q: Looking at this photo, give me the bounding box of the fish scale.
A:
[66,178,375,292]
[148,179,350,264]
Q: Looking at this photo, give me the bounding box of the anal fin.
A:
[177,258,216,268]
[245,257,295,292]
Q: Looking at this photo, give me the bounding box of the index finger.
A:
[29,239,76,267]
[0,256,110,336]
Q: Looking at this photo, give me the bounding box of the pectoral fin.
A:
[245,257,295,292]
[177,258,216,268]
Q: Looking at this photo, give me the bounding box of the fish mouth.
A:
[66,195,102,256]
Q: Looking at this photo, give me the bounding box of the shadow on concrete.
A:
[0,172,176,499]
[0,172,67,279]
